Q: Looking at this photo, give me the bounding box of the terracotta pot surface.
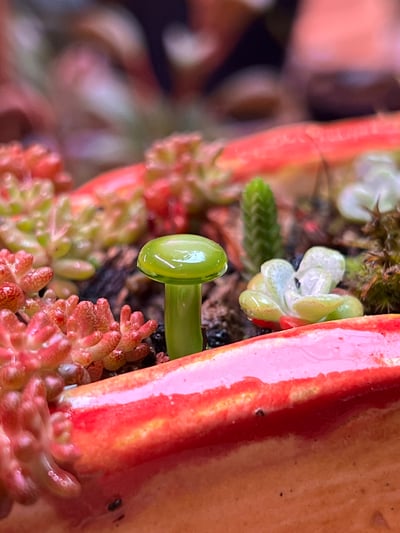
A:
[3,315,400,532]
[74,112,400,204]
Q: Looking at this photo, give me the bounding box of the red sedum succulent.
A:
[0,308,79,518]
[143,133,241,234]
[0,375,80,519]
[0,143,73,193]
[0,248,158,518]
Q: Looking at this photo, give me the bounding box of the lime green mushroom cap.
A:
[137,234,228,285]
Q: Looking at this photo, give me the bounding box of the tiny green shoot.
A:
[241,177,283,277]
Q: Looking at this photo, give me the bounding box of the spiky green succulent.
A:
[241,176,283,277]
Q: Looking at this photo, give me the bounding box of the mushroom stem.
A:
[165,284,203,358]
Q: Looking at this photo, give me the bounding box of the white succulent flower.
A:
[239,246,363,326]
[337,153,400,223]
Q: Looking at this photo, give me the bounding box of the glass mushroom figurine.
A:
[137,234,227,359]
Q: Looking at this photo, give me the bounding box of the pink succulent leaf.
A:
[31,337,71,370]
[0,311,24,346]
[75,330,103,348]
[105,307,158,365]
[19,267,53,294]
[41,373,65,402]
[125,343,151,362]
[93,298,119,331]
[0,263,15,283]
[0,352,79,514]
[118,307,157,349]
[143,133,239,230]
[71,330,122,365]
[66,300,99,337]
[12,250,34,277]
[0,142,73,193]
[120,306,143,330]
[25,323,57,347]
[0,250,44,285]
[42,296,79,332]
[0,363,26,391]
[0,310,72,392]
[6,332,25,352]
[101,348,126,371]
[49,411,73,442]
[4,465,39,505]
[0,376,80,514]
[0,348,16,365]
[0,282,25,312]
[49,440,79,464]
[57,363,91,386]
[33,453,80,498]
[0,251,54,312]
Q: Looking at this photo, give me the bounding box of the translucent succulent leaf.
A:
[324,295,364,321]
[52,259,95,281]
[284,268,334,312]
[51,238,72,260]
[377,187,400,213]
[260,259,294,310]
[16,217,37,233]
[297,268,334,296]
[0,224,43,257]
[239,289,283,321]
[337,152,400,222]
[355,153,397,179]
[291,294,343,322]
[337,185,376,222]
[298,247,345,286]
[247,272,267,292]
[362,165,398,188]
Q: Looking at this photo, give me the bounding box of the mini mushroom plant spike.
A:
[239,246,364,330]
[137,234,228,358]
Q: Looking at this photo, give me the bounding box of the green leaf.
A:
[239,289,283,321]
[260,259,294,310]
[298,247,345,285]
[291,294,343,322]
[324,295,364,320]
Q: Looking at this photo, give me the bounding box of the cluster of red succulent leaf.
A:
[0,248,158,517]
[143,133,241,235]
[0,143,73,194]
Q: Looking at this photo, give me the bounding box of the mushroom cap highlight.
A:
[137,234,228,285]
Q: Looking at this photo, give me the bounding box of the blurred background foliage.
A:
[2,0,400,184]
